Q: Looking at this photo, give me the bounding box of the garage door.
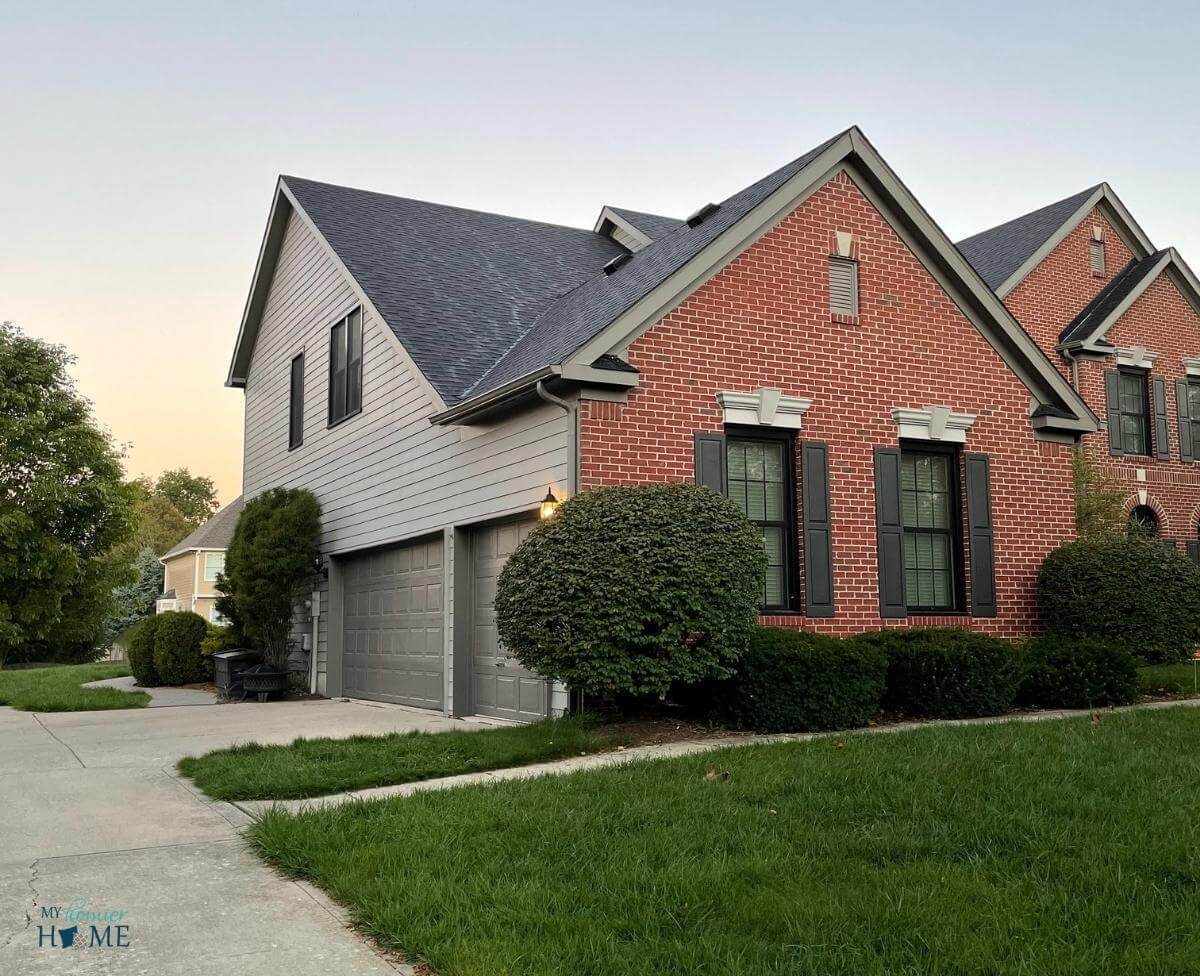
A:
[471,518,548,722]
[342,536,444,708]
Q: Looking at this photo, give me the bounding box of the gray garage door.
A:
[342,536,444,709]
[471,517,548,722]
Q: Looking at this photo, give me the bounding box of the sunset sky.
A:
[5,1,1197,505]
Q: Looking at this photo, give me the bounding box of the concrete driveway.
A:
[0,697,479,974]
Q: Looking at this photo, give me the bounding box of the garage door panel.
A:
[342,537,444,709]
[470,517,547,723]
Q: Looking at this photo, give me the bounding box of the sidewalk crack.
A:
[32,714,86,768]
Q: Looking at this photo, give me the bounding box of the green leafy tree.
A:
[152,468,219,526]
[0,322,136,667]
[125,489,194,557]
[216,488,321,670]
[1073,450,1125,539]
[98,547,164,650]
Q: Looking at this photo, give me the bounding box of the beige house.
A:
[157,497,244,623]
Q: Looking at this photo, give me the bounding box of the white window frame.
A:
[203,552,225,582]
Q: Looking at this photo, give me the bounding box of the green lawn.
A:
[1138,661,1200,697]
[0,662,146,711]
[252,707,1200,976]
[179,716,632,801]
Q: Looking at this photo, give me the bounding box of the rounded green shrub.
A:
[495,483,768,697]
[704,627,888,733]
[856,628,1020,718]
[1038,537,1200,664]
[1017,637,1137,709]
[126,615,163,687]
[152,611,211,685]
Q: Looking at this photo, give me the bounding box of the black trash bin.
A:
[212,649,261,700]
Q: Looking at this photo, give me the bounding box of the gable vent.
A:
[603,252,633,276]
[685,202,720,228]
[1089,238,1105,274]
[829,257,859,317]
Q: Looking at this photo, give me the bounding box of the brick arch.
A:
[1186,502,1200,538]
[1123,492,1169,533]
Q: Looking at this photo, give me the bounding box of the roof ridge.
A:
[281,175,601,238]
[957,183,1103,247]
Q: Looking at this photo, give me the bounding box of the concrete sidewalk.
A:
[0,698,491,974]
[83,674,218,707]
[236,696,1200,818]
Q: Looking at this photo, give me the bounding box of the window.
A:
[1116,369,1150,456]
[1127,505,1159,539]
[208,604,229,626]
[289,352,305,450]
[726,437,793,608]
[900,451,960,613]
[1089,239,1105,274]
[203,552,225,582]
[829,257,859,317]
[1187,381,1200,455]
[328,307,363,426]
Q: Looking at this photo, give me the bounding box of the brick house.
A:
[960,186,1200,553]
[227,126,1095,719]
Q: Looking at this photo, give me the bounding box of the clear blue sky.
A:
[4,0,1198,502]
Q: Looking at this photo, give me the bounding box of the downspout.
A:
[309,588,321,695]
[535,380,583,716]
[1062,347,1079,392]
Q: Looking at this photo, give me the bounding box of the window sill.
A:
[830,312,860,326]
[327,407,363,430]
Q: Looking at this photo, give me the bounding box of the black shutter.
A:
[965,454,997,618]
[1153,378,1170,459]
[1177,380,1194,462]
[1105,370,1123,455]
[1186,540,1200,565]
[873,448,907,618]
[801,442,835,618]
[693,432,726,495]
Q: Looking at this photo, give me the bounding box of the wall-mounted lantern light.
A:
[539,486,560,520]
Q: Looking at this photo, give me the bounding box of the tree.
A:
[125,490,194,557]
[152,468,218,526]
[0,322,136,667]
[97,547,164,651]
[495,483,767,697]
[216,488,321,670]
[1072,450,1125,539]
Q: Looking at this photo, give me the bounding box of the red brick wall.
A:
[578,171,1076,638]
[1075,273,1200,541]
[1004,208,1136,375]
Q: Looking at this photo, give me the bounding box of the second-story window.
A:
[204,552,225,582]
[1116,369,1150,456]
[289,352,305,450]
[329,308,363,426]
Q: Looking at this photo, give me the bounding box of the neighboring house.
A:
[960,186,1200,551]
[157,496,244,622]
[227,126,1097,721]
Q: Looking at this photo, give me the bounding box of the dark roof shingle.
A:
[163,496,245,560]
[1059,251,1168,346]
[282,178,625,405]
[956,185,1101,291]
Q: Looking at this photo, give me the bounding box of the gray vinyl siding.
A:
[243,211,569,706]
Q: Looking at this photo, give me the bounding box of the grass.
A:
[252,707,1200,976]
[0,662,146,711]
[1138,661,1200,697]
[178,715,632,801]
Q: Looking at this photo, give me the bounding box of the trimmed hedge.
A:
[1039,537,1200,664]
[856,628,1020,719]
[1017,637,1138,709]
[200,624,240,659]
[153,611,210,685]
[126,615,163,687]
[703,627,887,733]
[495,484,767,697]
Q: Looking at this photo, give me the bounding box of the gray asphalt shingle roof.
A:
[465,133,844,398]
[1058,251,1168,346]
[956,185,1101,291]
[282,177,625,405]
[163,496,245,560]
[606,207,684,242]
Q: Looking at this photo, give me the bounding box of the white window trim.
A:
[717,388,812,430]
[1115,346,1158,369]
[891,406,976,444]
[203,552,225,582]
[1182,357,1200,377]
